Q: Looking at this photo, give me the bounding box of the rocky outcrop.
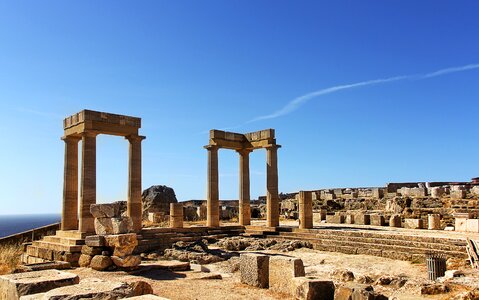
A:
[142,185,178,219]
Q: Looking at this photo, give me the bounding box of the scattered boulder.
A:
[163,240,232,264]
[375,275,407,288]
[420,283,449,295]
[268,256,305,295]
[111,255,142,268]
[78,254,93,267]
[90,255,113,271]
[292,277,335,300]
[335,283,387,300]
[239,253,269,288]
[215,236,312,252]
[128,280,154,296]
[355,275,374,284]
[330,269,355,282]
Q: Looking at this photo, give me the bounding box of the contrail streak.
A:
[246,63,479,123]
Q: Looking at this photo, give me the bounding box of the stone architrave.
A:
[298,191,313,229]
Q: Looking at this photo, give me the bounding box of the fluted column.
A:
[127,135,145,232]
[61,136,80,231]
[266,145,280,227]
[205,145,219,227]
[79,132,97,233]
[237,149,252,226]
[298,191,313,229]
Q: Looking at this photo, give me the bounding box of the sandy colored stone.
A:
[370,215,385,226]
[389,214,401,227]
[428,214,441,230]
[128,280,153,296]
[0,270,79,300]
[404,218,423,229]
[85,235,106,247]
[292,277,334,300]
[81,245,102,256]
[78,254,93,267]
[334,283,387,300]
[39,277,132,299]
[104,233,138,257]
[268,255,305,295]
[239,253,269,288]
[90,255,113,271]
[90,203,121,218]
[111,255,141,268]
[95,217,133,235]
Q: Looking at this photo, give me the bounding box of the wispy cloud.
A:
[246,63,479,124]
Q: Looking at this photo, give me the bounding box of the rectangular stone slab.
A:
[0,269,79,300]
[239,253,269,288]
[268,256,305,295]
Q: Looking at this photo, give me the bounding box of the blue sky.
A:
[0,1,478,214]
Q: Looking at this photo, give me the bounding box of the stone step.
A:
[266,235,467,260]
[31,241,82,253]
[276,232,465,252]
[55,231,88,239]
[43,236,85,246]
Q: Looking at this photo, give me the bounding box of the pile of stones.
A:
[163,240,234,264]
[215,236,312,252]
[78,203,141,271]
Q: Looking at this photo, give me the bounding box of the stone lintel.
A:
[208,128,277,150]
[63,110,141,137]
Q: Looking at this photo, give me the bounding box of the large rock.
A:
[78,254,93,267]
[94,217,133,235]
[33,278,133,299]
[111,255,141,268]
[239,253,269,288]
[292,277,335,300]
[90,255,113,271]
[335,283,387,300]
[104,233,138,257]
[90,203,122,218]
[142,185,178,219]
[268,256,305,295]
[0,270,79,299]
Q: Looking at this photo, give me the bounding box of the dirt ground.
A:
[69,245,479,300]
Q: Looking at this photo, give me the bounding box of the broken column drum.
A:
[204,129,281,227]
[170,203,184,228]
[61,110,145,234]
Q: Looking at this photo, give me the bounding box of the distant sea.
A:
[0,214,61,238]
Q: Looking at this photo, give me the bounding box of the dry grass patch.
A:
[0,242,23,274]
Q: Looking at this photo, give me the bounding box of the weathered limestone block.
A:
[90,203,121,218]
[90,255,113,271]
[467,219,479,233]
[428,214,441,230]
[94,217,133,235]
[370,215,385,226]
[81,245,102,256]
[269,256,305,295]
[170,203,184,228]
[450,190,466,199]
[372,188,384,199]
[389,214,401,227]
[104,233,138,257]
[85,235,106,247]
[148,212,167,223]
[430,187,445,198]
[111,255,141,268]
[400,187,426,198]
[326,215,344,224]
[472,186,479,197]
[128,281,154,297]
[239,253,269,288]
[292,277,334,300]
[455,217,468,232]
[78,254,93,267]
[354,213,370,225]
[0,270,79,300]
[404,218,423,229]
[334,283,387,300]
[37,278,133,299]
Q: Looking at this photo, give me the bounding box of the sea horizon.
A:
[0,213,61,238]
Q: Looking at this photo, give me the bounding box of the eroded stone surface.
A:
[104,233,138,257]
[268,255,305,295]
[239,253,269,288]
[0,270,79,300]
[111,255,141,268]
[90,255,113,271]
[90,203,121,218]
[292,277,335,300]
[39,278,133,299]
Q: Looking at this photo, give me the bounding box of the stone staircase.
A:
[23,231,87,266]
[244,226,467,262]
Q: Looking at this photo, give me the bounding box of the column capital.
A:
[265,144,281,150]
[204,144,219,151]
[125,134,146,143]
[81,131,98,138]
[236,148,253,156]
[61,135,81,143]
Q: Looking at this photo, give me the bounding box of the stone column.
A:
[127,135,145,232]
[298,191,313,229]
[205,145,219,227]
[428,214,441,230]
[170,203,184,228]
[238,149,252,226]
[61,136,80,231]
[266,145,280,227]
[79,132,97,233]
